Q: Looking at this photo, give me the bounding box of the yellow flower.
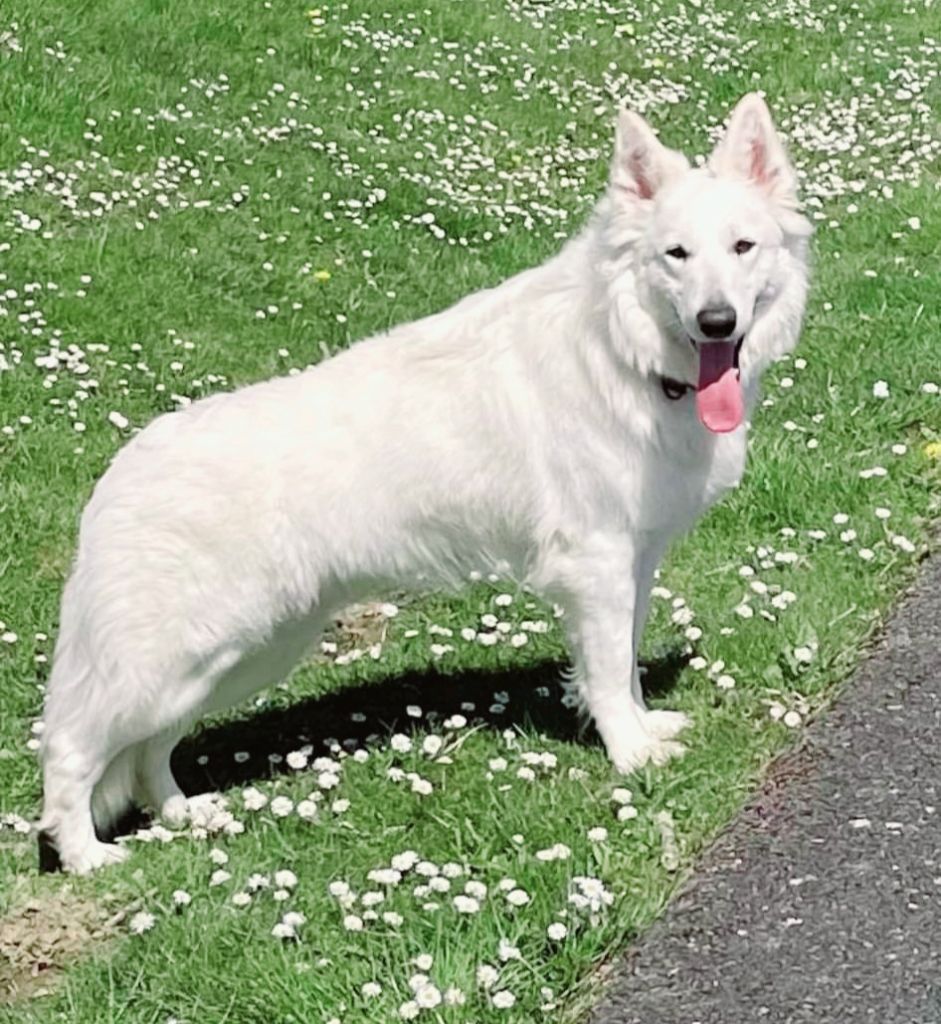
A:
[313,269,331,283]
[923,441,941,460]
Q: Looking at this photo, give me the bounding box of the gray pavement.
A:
[593,554,941,1024]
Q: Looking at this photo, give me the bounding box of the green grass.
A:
[1,0,939,1020]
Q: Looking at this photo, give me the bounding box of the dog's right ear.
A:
[709,94,799,207]
[611,110,689,202]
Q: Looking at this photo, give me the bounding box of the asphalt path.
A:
[593,554,941,1024]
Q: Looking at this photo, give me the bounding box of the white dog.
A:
[38,94,811,873]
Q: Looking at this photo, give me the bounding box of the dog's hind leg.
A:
[40,608,323,871]
[40,646,218,871]
[39,726,129,875]
[127,622,325,828]
[38,638,134,873]
[135,728,188,825]
[91,745,138,837]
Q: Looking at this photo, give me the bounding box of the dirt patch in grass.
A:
[0,886,118,1003]
[324,600,396,654]
[34,541,73,583]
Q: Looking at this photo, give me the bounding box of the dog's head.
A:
[603,94,812,433]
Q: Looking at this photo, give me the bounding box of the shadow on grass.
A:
[169,649,689,797]
[75,649,688,847]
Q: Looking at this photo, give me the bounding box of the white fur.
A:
[38,94,811,873]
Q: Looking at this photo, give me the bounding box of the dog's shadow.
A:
[168,650,689,797]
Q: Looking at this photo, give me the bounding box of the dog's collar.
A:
[659,375,695,401]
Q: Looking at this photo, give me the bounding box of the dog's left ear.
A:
[611,109,690,202]
[709,94,798,207]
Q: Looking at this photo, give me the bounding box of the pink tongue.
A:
[696,341,743,433]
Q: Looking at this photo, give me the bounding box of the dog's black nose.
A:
[697,306,737,339]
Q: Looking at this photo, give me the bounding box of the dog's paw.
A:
[62,839,129,875]
[610,737,686,775]
[159,794,190,827]
[643,709,691,742]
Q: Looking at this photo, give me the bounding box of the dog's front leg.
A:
[629,545,692,744]
[558,538,687,774]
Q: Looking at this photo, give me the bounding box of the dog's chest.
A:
[539,381,749,539]
[592,419,747,535]
[648,426,746,529]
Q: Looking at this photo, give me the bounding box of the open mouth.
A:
[689,338,744,434]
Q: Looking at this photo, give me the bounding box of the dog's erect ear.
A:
[611,109,689,202]
[709,94,798,206]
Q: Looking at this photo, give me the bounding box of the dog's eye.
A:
[665,245,689,260]
[734,239,755,255]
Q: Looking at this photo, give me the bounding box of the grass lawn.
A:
[1,0,939,1020]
